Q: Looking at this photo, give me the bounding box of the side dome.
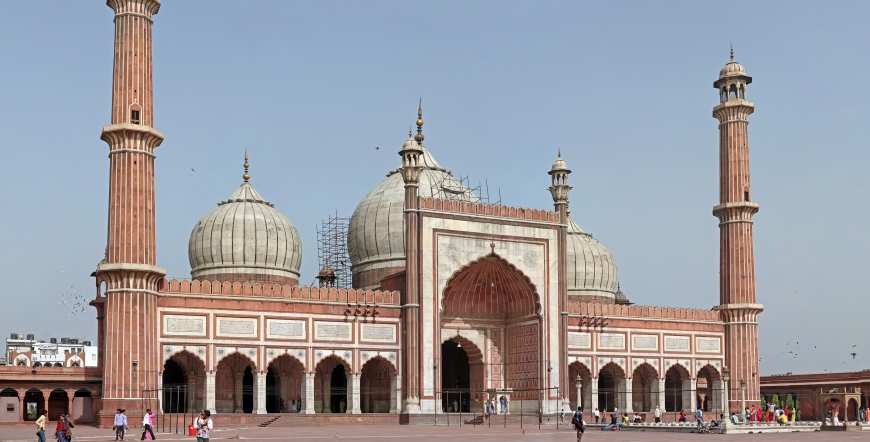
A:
[188,182,302,285]
[566,217,618,303]
[348,136,479,290]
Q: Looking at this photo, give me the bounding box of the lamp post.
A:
[740,379,746,422]
[722,366,730,417]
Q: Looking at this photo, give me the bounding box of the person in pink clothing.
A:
[140,409,155,440]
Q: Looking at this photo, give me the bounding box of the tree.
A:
[795,399,801,421]
[785,394,795,411]
[772,394,781,410]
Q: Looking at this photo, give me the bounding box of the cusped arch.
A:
[361,354,397,374]
[215,351,257,372]
[442,251,541,320]
[599,361,626,379]
[632,362,659,380]
[66,355,84,367]
[696,363,721,380]
[165,349,207,372]
[442,333,484,363]
[315,352,352,373]
[664,361,691,380]
[163,346,207,368]
[266,350,305,368]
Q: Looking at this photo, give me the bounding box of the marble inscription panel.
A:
[267,319,305,339]
[664,336,690,351]
[567,332,591,349]
[164,315,206,336]
[632,335,658,350]
[599,333,625,350]
[361,324,396,342]
[696,337,721,353]
[216,318,258,338]
[315,322,352,341]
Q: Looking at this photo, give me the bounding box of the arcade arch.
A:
[568,362,592,412]
[632,363,658,412]
[664,364,691,413]
[598,362,627,413]
[360,356,396,413]
[696,364,723,412]
[215,353,256,413]
[162,350,206,413]
[266,354,304,413]
[315,356,350,413]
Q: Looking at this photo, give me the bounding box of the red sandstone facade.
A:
[0,2,766,427]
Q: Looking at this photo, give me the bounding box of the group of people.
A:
[34,409,74,442]
[484,397,507,415]
[278,398,303,413]
[744,403,795,424]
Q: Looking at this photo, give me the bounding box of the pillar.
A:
[234,375,243,412]
[657,379,666,412]
[390,374,399,414]
[624,379,633,412]
[157,372,163,413]
[18,393,25,423]
[575,382,582,412]
[349,374,361,414]
[67,390,75,418]
[590,379,599,413]
[254,372,267,414]
[188,373,197,411]
[303,373,315,414]
[323,374,331,413]
[205,371,216,413]
[686,379,697,412]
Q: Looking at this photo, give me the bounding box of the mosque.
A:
[83,0,762,426]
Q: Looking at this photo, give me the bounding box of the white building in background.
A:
[5,333,97,368]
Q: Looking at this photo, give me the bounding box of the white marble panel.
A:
[664,336,690,351]
[598,333,625,350]
[216,317,258,338]
[266,319,306,339]
[632,334,658,351]
[314,321,352,341]
[163,315,207,336]
[568,332,591,349]
[361,324,396,343]
[696,337,721,353]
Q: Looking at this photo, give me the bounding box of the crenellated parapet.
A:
[418,196,560,223]
[158,278,400,305]
[567,301,722,322]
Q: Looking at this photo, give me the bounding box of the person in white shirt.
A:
[654,405,662,423]
[114,409,128,441]
[193,410,213,442]
[593,407,600,423]
[141,409,155,440]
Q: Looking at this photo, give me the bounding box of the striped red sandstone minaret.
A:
[711,49,763,412]
[93,0,165,427]
[548,151,571,409]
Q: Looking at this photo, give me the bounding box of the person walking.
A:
[35,409,48,442]
[654,405,661,423]
[194,410,213,442]
[560,408,566,425]
[141,409,156,440]
[694,408,704,429]
[55,414,70,442]
[114,409,128,441]
[572,407,586,442]
[593,407,599,423]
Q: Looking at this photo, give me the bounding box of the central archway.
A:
[441,251,543,410]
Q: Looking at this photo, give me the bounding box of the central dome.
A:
[566,217,619,303]
[348,135,479,289]
[188,180,302,285]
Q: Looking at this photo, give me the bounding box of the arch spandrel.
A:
[162,345,207,368]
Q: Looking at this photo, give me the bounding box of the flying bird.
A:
[375,147,379,151]
[852,344,857,347]
[191,168,195,172]
[851,353,857,359]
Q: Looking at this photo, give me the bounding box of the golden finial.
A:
[414,98,425,143]
[243,149,250,183]
[730,43,734,61]
[558,148,561,158]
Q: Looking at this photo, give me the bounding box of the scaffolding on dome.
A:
[315,211,352,288]
[429,172,501,206]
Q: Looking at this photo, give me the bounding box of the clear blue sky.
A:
[1,1,868,376]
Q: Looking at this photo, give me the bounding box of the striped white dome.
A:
[566,217,618,301]
[188,182,302,282]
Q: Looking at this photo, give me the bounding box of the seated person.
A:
[730,413,740,424]
[622,413,629,425]
[631,413,641,423]
[709,414,725,428]
[778,413,788,425]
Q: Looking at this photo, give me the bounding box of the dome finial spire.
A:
[558,148,561,158]
[414,98,425,143]
[730,42,734,61]
[243,149,250,183]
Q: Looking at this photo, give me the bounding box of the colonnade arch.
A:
[598,362,627,413]
[568,362,592,412]
[215,353,256,413]
[266,354,304,413]
[162,350,206,413]
[360,356,397,413]
[696,364,723,413]
[314,356,351,413]
[664,364,691,413]
[632,363,658,412]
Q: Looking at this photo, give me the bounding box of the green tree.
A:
[785,394,795,410]
[772,394,781,410]
[795,399,801,421]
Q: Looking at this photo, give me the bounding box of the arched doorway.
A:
[215,353,256,413]
[315,356,349,413]
[441,339,471,412]
[73,389,94,422]
[664,365,690,413]
[0,388,19,423]
[632,363,658,412]
[162,359,187,413]
[267,354,304,413]
[47,389,68,421]
[598,363,626,414]
[568,362,592,412]
[360,357,395,413]
[696,365,722,413]
[441,251,542,413]
[22,389,44,421]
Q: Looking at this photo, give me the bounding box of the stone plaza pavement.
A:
[1,424,868,442]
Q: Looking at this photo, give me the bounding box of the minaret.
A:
[711,48,763,412]
[93,0,165,426]
[399,101,425,414]
[548,151,572,409]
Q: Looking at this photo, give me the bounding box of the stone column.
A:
[157,372,163,413]
[188,374,197,411]
[687,379,697,412]
[575,382,582,412]
[205,371,216,413]
[303,373,315,414]
[590,379,599,413]
[234,375,243,412]
[656,379,666,412]
[389,374,399,414]
[323,375,331,413]
[67,390,75,418]
[254,372,267,414]
[624,379,633,412]
[18,392,25,423]
[349,374,361,414]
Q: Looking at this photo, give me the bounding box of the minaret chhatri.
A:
[92,0,165,426]
[711,47,763,412]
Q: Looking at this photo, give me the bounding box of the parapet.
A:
[418,197,560,223]
[568,301,722,322]
[158,278,400,305]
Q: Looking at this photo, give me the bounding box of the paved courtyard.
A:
[1,424,868,442]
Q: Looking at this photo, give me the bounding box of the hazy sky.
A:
[1,1,868,376]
